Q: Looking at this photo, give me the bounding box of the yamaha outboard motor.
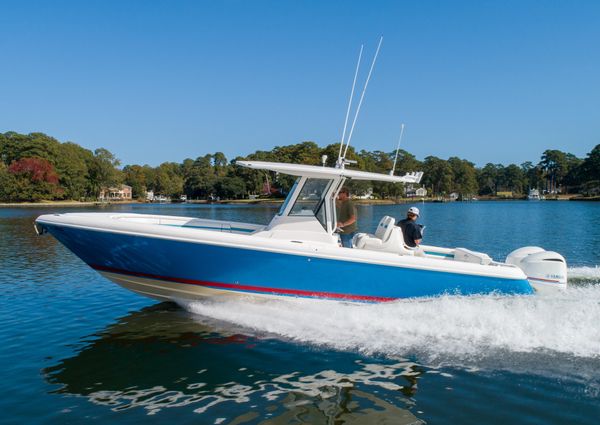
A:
[506,246,567,291]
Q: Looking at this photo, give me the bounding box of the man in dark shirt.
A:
[397,207,423,248]
[336,187,357,248]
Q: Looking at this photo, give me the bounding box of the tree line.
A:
[1,131,599,202]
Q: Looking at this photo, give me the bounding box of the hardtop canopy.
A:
[236,160,423,184]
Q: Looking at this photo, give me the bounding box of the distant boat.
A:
[171,195,188,204]
[528,189,542,200]
[153,195,170,203]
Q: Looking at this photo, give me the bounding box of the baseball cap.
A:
[407,207,420,217]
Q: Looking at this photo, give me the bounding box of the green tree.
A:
[477,163,504,195]
[448,157,478,197]
[520,161,544,191]
[392,149,422,176]
[212,152,228,178]
[230,156,265,196]
[88,148,122,196]
[271,141,322,165]
[0,162,17,201]
[538,149,581,194]
[215,176,246,199]
[154,162,184,197]
[185,155,217,198]
[580,144,600,182]
[123,164,149,198]
[0,132,61,165]
[422,156,453,195]
[181,158,195,181]
[56,142,93,199]
[577,144,600,195]
[503,164,525,194]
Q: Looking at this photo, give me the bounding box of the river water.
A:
[1,201,599,424]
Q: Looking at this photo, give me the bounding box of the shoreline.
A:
[2,196,598,208]
[0,201,136,208]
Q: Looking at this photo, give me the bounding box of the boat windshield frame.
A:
[288,178,334,230]
[276,176,341,233]
[238,160,422,236]
[277,179,299,216]
[289,178,333,214]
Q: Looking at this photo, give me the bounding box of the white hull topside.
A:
[37,212,530,280]
[34,210,571,302]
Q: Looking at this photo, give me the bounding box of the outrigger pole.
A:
[390,123,405,176]
[337,36,384,168]
[337,44,363,166]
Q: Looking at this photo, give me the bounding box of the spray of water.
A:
[181,267,600,369]
[568,266,600,282]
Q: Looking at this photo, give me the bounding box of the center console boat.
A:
[35,160,567,303]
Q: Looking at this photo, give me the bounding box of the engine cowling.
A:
[506,246,567,286]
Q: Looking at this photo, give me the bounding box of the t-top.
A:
[398,218,423,247]
[337,199,357,234]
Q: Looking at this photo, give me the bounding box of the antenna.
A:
[337,45,363,166]
[390,123,405,175]
[342,35,383,159]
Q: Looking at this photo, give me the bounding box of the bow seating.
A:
[352,216,414,255]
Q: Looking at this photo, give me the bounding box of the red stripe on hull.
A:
[91,264,397,302]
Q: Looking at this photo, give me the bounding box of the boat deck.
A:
[111,214,265,235]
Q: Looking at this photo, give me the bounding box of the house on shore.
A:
[99,184,132,201]
[405,185,427,198]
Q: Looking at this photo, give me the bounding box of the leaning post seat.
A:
[352,216,414,255]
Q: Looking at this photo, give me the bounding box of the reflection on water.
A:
[45,303,423,423]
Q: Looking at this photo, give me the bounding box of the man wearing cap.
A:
[397,207,423,248]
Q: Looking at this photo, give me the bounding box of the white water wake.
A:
[568,266,600,282]
[182,267,600,368]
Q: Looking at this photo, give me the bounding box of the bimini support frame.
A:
[236,160,422,237]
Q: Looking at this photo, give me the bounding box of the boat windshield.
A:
[289,178,333,228]
[278,179,300,215]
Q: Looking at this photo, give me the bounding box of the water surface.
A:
[1,201,599,424]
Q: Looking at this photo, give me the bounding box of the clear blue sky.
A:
[1,0,599,166]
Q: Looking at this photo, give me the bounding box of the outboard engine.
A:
[506,247,567,290]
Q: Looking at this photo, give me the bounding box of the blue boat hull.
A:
[44,224,534,301]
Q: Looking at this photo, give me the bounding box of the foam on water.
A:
[569,266,600,281]
[183,271,600,369]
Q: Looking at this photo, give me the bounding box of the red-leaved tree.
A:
[8,157,62,201]
[9,157,59,183]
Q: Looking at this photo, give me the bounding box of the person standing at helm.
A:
[336,187,357,248]
[397,207,423,248]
